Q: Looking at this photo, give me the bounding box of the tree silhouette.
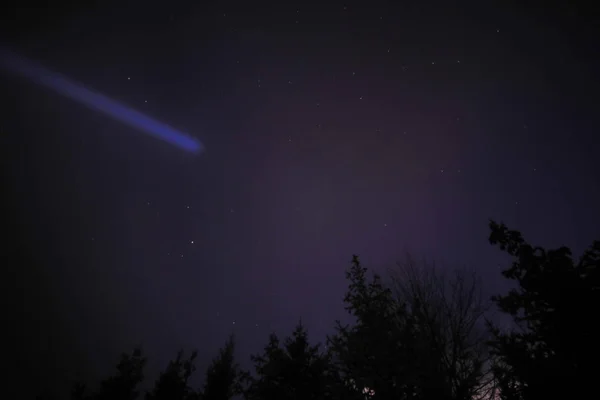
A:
[327,255,420,400]
[390,255,494,400]
[93,348,147,400]
[201,335,240,400]
[487,220,600,400]
[36,220,600,400]
[242,322,334,400]
[146,350,199,400]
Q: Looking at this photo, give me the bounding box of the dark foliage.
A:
[67,339,240,400]
[146,350,198,400]
[94,348,147,400]
[327,255,420,400]
[241,322,335,400]
[201,335,240,400]
[487,220,600,400]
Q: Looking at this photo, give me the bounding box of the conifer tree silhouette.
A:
[201,335,240,400]
[242,322,334,400]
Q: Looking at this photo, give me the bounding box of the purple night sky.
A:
[3,0,599,398]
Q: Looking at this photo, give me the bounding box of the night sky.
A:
[2,0,599,398]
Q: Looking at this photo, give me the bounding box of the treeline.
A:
[45,221,600,400]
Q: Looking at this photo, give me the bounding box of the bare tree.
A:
[388,254,496,400]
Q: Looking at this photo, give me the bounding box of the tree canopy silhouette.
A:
[94,347,146,400]
[43,220,600,400]
[201,335,240,400]
[487,220,600,400]
[241,322,334,400]
[327,254,421,400]
[145,350,198,400]
[327,254,493,400]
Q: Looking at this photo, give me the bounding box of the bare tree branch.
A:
[387,253,495,400]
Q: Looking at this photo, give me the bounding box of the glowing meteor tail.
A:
[0,47,204,153]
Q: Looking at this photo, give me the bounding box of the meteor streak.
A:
[0,48,204,153]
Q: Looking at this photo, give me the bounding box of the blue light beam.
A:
[0,48,204,153]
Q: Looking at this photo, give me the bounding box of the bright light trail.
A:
[0,47,204,153]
